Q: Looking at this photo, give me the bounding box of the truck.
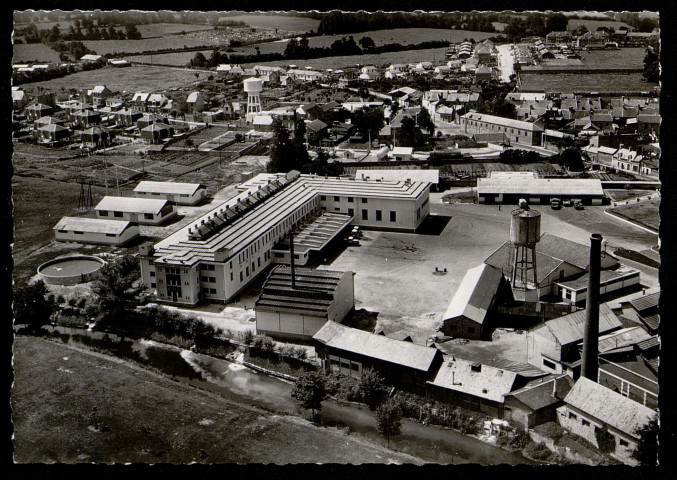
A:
[550,198,562,209]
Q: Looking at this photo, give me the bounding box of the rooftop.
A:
[354,169,439,184]
[539,303,622,346]
[53,216,134,235]
[505,375,574,411]
[477,177,604,197]
[95,196,169,215]
[563,377,656,438]
[629,292,659,314]
[442,264,503,325]
[462,111,544,132]
[314,321,440,372]
[134,181,205,196]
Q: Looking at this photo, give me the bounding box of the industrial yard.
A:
[11,9,663,467]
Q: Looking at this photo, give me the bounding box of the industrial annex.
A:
[138,171,431,306]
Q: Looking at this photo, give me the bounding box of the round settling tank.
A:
[510,208,541,246]
[37,255,106,286]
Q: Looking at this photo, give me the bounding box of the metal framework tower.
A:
[510,200,541,291]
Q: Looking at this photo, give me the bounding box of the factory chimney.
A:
[581,233,602,381]
[289,228,296,289]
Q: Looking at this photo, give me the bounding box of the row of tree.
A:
[17,22,141,44]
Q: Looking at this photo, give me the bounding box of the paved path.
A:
[496,44,515,83]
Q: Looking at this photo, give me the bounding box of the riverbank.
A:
[11,335,425,464]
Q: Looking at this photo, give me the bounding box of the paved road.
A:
[496,44,515,83]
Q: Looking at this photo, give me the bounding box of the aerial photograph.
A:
[10,9,661,465]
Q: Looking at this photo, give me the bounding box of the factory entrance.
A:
[167,286,182,302]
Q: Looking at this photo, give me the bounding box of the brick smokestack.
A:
[581,233,602,381]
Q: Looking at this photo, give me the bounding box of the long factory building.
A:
[139,172,431,306]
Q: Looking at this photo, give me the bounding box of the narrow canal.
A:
[42,327,533,465]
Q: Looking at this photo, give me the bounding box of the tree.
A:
[631,418,659,465]
[268,119,304,173]
[595,425,617,455]
[558,147,585,172]
[291,372,327,422]
[357,367,385,409]
[643,44,659,84]
[90,255,142,330]
[14,280,55,330]
[352,106,384,139]
[359,36,376,51]
[545,13,568,34]
[191,52,207,68]
[375,399,402,448]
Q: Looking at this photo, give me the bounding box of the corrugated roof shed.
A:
[595,326,652,353]
[630,292,659,314]
[563,377,656,438]
[134,181,204,196]
[53,216,133,235]
[95,196,168,215]
[427,357,518,403]
[442,264,503,325]
[544,303,621,346]
[484,241,567,285]
[314,321,440,372]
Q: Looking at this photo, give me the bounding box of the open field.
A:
[12,336,421,464]
[234,28,496,57]
[12,43,61,62]
[607,198,660,231]
[241,46,453,70]
[18,65,201,92]
[220,14,320,31]
[579,48,646,69]
[606,189,657,203]
[135,23,215,37]
[83,37,220,56]
[131,50,217,66]
[567,19,632,32]
[519,72,651,93]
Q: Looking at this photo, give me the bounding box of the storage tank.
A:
[375,145,390,160]
[243,77,263,93]
[510,204,541,246]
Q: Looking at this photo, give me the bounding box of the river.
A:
[42,327,533,465]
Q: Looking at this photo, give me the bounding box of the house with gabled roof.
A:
[54,217,140,246]
[503,374,574,429]
[557,377,657,464]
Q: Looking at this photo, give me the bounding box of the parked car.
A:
[550,198,562,209]
[574,200,584,210]
[346,236,360,246]
[563,199,572,207]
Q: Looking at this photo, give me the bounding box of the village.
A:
[11,10,661,466]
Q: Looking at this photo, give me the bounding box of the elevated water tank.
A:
[510,205,541,246]
[243,77,263,93]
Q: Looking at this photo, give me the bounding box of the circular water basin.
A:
[37,255,106,285]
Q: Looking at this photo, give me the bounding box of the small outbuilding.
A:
[54,217,140,246]
[134,181,207,205]
[95,196,176,225]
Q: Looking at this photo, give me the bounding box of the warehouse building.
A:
[139,172,431,306]
[477,176,606,205]
[95,196,177,225]
[255,266,355,342]
[440,263,507,339]
[460,112,544,146]
[134,181,207,206]
[53,217,140,246]
[314,321,443,392]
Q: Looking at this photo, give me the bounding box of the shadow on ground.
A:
[416,214,452,236]
[342,308,379,332]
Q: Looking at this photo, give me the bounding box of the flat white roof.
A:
[95,196,169,214]
[355,169,439,184]
[392,147,414,155]
[54,217,134,235]
[477,177,604,196]
[134,181,204,196]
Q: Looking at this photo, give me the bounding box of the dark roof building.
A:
[503,374,574,429]
[255,266,354,342]
[314,321,443,392]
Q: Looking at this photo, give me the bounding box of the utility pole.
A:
[115,164,121,196]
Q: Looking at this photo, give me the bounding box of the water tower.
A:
[243,77,263,122]
[510,199,541,293]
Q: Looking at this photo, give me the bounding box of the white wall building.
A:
[53,217,140,246]
[95,196,176,225]
[134,181,207,206]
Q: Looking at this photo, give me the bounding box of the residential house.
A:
[87,85,113,107]
[37,124,70,145]
[186,92,205,113]
[147,94,169,114]
[141,122,174,144]
[461,111,544,146]
[557,377,657,465]
[131,92,150,112]
[25,103,53,122]
[114,108,143,127]
[72,109,101,128]
[612,147,643,174]
[12,88,27,110]
[80,126,115,148]
[475,65,492,83]
[305,119,329,145]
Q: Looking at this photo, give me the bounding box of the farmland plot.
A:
[519,72,651,93]
[135,23,214,37]
[219,14,320,31]
[579,48,646,69]
[12,43,61,62]
[567,19,632,32]
[130,50,216,66]
[83,37,220,56]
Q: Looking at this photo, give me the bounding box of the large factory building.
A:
[138,172,431,306]
[477,173,606,205]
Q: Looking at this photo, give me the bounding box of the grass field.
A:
[580,48,646,69]
[234,28,495,57]
[241,46,452,70]
[135,23,214,37]
[18,65,201,93]
[83,37,220,56]
[220,14,320,32]
[607,198,659,231]
[130,50,216,66]
[12,336,422,464]
[12,43,61,62]
[606,189,656,202]
[519,72,651,93]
